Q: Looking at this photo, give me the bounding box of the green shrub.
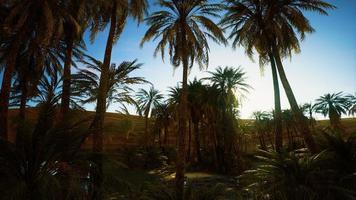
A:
[239,136,356,200]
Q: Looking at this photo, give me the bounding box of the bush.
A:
[120,146,169,169]
[239,128,356,200]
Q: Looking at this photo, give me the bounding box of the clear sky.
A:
[0,1,353,119]
[81,0,356,119]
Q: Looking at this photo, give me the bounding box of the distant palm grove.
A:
[0,0,355,200]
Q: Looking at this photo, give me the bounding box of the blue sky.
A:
[81,0,356,119]
[1,0,348,119]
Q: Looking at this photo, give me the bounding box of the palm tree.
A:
[220,0,284,152]
[187,79,206,163]
[314,92,349,128]
[301,103,316,128]
[204,66,250,172]
[152,102,172,147]
[346,93,356,117]
[281,109,299,148]
[72,55,147,110]
[140,1,226,198]
[10,55,42,122]
[60,0,88,118]
[240,149,356,200]
[267,0,334,152]
[88,1,147,196]
[0,0,77,139]
[205,66,251,112]
[253,111,274,150]
[136,87,163,141]
[220,0,335,153]
[0,85,90,200]
[33,73,62,109]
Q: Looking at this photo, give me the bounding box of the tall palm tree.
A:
[268,0,334,152]
[314,92,349,128]
[88,1,147,196]
[10,55,42,122]
[346,93,356,117]
[59,0,88,118]
[220,0,335,153]
[0,0,77,139]
[220,0,284,152]
[204,66,250,172]
[136,87,163,140]
[140,1,226,198]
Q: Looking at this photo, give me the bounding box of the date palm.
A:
[346,93,356,117]
[72,55,147,110]
[140,1,226,198]
[188,79,206,163]
[60,0,88,118]
[0,88,90,200]
[88,1,147,197]
[136,87,163,140]
[152,102,172,147]
[268,0,334,152]
[301,103,316,128]
[0,0,78,139]
[205,66,250,113]
[220,0,284,152]
[314,92,349,128]
[220,0,335,153]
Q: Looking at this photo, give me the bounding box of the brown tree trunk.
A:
[176,53,188,200]
[144,113,149,140]
[19,79,28,121]
[164,125,168,146]
[91,3,117,199]
[60,37,74,118]
[272,44,317,153]
[193,121,201,163]
[0,39,23,140]
[158,127,162,148]
[187,119,192,161]
[269,52,283,152]
[16,78,28,146]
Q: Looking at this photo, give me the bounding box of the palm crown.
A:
[72,55,147,108]
[314,92,349,127]
[141,0,226,68]
[220,0,335,65]
[136,87,164,117]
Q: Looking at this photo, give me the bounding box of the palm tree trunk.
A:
[176,54,188,200]
[60,37,74,118]
[144,114,148,140]
[164,125,168,146]
[0,39,23,140]
[268,52,283,152]
[260,133,266,150]
[16,78,28,146]
[187,119,192,162]
[91,3,117,199]
[158,127,162,148]
[272,44,317,153]
[309,110,314,129]
[193,121,201,163]
[19,79,28,121]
